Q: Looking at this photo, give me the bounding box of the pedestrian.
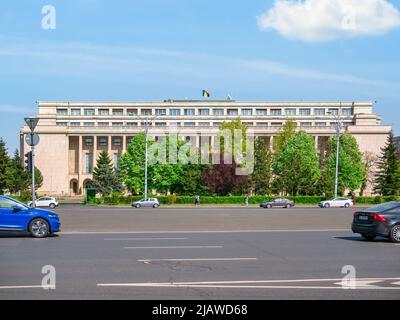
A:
[194,195,200,206]
[351,192,356,206]
[245,192,249,207]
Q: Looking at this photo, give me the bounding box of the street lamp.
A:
[24,116,39,207]
[327,106,343,198]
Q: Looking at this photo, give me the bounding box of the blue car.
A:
[0,195,60,238]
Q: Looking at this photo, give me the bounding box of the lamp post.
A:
[24,117,39,207]
[328,106,343,198]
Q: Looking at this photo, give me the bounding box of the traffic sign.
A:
[25,133,40,146]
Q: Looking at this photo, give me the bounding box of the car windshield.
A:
[0,197,28,209]
[364,202,400,212]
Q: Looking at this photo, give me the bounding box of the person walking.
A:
[194,195,200,206]
[245,192,249,207]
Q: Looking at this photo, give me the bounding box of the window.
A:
[271,122,283,127]
[57,109,68,116]
[184,109,195,116]
[300,122,312,127]
[70,122,80,127]
[98,122,109,127]
[84,153,93,174]
[170,109,181,116]
[140,122,152,127]
[141,109,152,116]
[0,198,18,208]
[256,122,268,127]
[184,122,195,126]
[155,122,167,127]
[241,109,252,116]
[71,109,81,116]
[270,109,282,116]
[213,122,222,127]
[56,122,68,126]
[84,138,93,147]
[84,109,95,116]
[256,109,267,116]
[314,108,325,116]
[170,122,181,127]
[127,109,137,116]
[285,108,296,116]
[328,108,339,115]
[342,108,353,116]
[198,109,210,116]
[113,153,121,169]
[83,122,94,127]
[98,138,108,147]
[315,122,326,127]
[126,122,137,126]
[112,122,123,126]
[155,109,166,116]
[227,109,238,116]
[112,109,123,116]
[299,108,311,116]
[243,122,253,127]
[198,122,210,127]
[98,109,109,116]
[213,109,224,116]
[113,138,122,146]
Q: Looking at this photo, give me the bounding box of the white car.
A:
[131,198,160,208]
[28,197,59,209]
[319,198,353,208]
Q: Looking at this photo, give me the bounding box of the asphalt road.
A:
[1,205,399,300]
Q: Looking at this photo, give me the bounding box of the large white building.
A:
[20,100,391,196]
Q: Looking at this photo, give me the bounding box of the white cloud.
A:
[258,0,400,42]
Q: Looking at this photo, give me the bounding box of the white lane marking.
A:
[138,258,258,263]
[104,237,188,241]
[124,246,223,249]
[63,229,349,235]
[0,285,43,289]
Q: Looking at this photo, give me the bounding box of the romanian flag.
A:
[202,90,210,98]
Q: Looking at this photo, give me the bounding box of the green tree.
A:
[251,137,272,195]
[321,132,365,196]
[0,138,13,194]
[92,151,123,196]
[274,119,297,155]
[219,118,248,158]
[172,164,209,195]
[273,131,320,195]
[374,132,400,196]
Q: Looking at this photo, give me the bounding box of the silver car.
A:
[131,198,160,208]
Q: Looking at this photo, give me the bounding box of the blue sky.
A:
[1,0,400,152]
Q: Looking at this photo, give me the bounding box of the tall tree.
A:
[273,119,297,155]
[251,137,272,195]
[321,132,365,196]
[374,132,400,196]
[92,151,123,196]
[273,131,320,195]
[0,138,13,194]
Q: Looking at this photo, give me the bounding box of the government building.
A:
[20,100,391,196]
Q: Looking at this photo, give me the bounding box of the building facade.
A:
[20,100,391,196]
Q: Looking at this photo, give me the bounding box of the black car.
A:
[260,198,294,209]
[352,201,400,243]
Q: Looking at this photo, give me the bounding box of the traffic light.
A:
[24,151,32,172]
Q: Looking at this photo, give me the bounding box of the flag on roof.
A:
[202,90,210,98]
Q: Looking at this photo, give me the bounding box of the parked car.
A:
[260,198,295,208]
[131,198,160,208]
[319,198,353,208]
[0,195,60,238]
[27,196,58,209]
[352,201,400,243]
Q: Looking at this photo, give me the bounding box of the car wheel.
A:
[361,233,376,241]
[389,225,400,243]
[153,204,159,208]
[344,203,350,208]
[135,204,141,208]
[49,203,56,209]
[324,203,330,208]
[286,204,292,208]
[266,204,272,209]
[29,218,50,238]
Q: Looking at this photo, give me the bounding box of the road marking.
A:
[63,229,349,235]
[0,285,43,289]
[104,237,188,241]
[124,246,223,249]
[97,277,400,290]
[138,258,258,263]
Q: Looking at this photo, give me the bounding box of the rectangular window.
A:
[113,153,121,169]
[270,109,282,116]
[213,109,224,116]
[227,109,238,116]
[98,109,109,116]
[300,122,312,127]
[198,122,210,127]
[126,122,138,126]
[84,138,93,147]
[98,122,109,127]
[241,109,252,116]
[56,122,68,126]
[127,109,138,116]
[141,109,152,116]
[342,108,353,116]
[198,109,210,116]
[256,122,269,127]
[57,109,68,116]
[170,109,181,116]
[299,108,311,116]
[83,122,94,127]
[155,109,166,116]
[328,108,339,115]
[285,108,296,116]
[213,122,222,127]
[155,122,167,127]
[84,153,93,174]
[184,109,195,116]
[112,109,123,116]
[315,122,326,127]
[84,109,95,116]
[271,122,283,127]
[71,109,81,116]
[113,138,122,147]
[112,122,123,126]
[140,122,152,127]
[314,108,325,116]
[243,122,253,126]
[256,109,267,116]
[98,138,108,147]
[184,122,195,126]
[70,122,80,127]
[170,122,181,127]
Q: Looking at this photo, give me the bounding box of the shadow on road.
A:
[333,236,392,243]
[0,232,60,239]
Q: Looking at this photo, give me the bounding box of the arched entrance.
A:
[70,179,79,195]
[83,179,93,195]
